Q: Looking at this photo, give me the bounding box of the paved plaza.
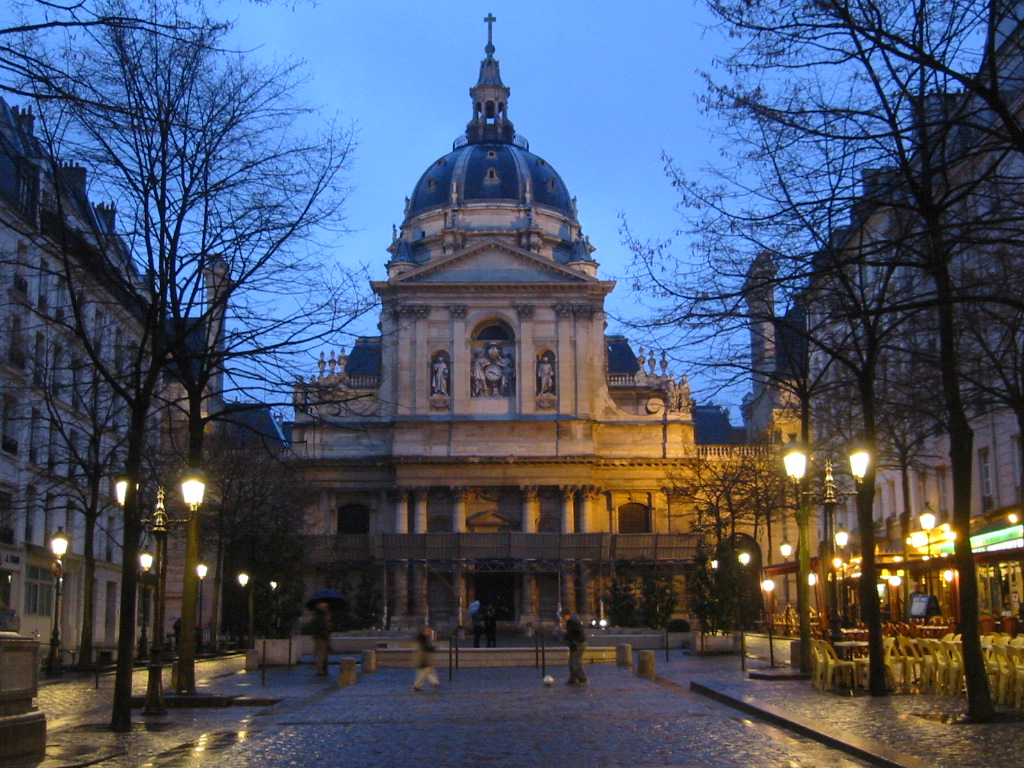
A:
[20,640,1024,768]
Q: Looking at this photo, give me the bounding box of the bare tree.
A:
[18,0,369,729]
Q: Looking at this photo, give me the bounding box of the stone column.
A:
[392,563,409,624]
[413,488,428,533]
[452,487,467,533]
[560,486,576,534]
[520,572,538,625]
[561,564,577,614]
[394,489,409,534]
[579,487,595,532]
[521,486,539,533]
[579,565,594,619]
[412,564,429,620]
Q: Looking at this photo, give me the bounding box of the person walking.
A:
[484,604,498,648]
[469,600,484,648]
[558,609,588,685]
[310,602,332,676]
[412,627,441,692]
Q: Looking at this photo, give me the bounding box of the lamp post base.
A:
[141,645,166,715]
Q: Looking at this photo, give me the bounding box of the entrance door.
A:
[473,572,516,620]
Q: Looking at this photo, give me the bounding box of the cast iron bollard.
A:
[637,650,656,681]
[616,644,633,670]
[361,649,377,673]
[337,657,357,687]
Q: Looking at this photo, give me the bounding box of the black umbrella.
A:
[306,588,348,611]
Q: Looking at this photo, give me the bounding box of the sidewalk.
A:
[21,642,1024,768]
[668,634,1024,768]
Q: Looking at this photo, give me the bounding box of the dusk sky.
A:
[218,2,731,390]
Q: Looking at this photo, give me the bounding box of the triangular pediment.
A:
[394,240,594,285]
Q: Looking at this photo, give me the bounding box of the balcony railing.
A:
[304,532,697,565]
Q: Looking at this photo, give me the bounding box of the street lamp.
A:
[138,548,155,659]
[779,539,793,559]
[238,573,254,650]
[761,578,777,668]
[46,527,70,676]
[176,467,206,695]
[196,563,208,653]
[142,489,169,716]
[782,439,813,673]
[918,502,937,596]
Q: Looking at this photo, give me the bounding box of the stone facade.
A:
[288,26,731,630]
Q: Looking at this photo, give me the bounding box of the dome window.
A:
[487,150,497,158]
[484,168,500,185]
[426,178,438,191]
[436,158,447,167]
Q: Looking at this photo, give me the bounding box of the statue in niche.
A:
[471,341,515,397]
[431,352,450,396]
[536,352,555,395]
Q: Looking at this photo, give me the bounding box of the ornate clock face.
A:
[646,397,665,414]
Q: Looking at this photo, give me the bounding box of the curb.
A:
[688,680,935,768]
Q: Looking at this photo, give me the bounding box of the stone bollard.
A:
[0,632,45,761]
[337,657,357,687]
[616,644,633,670]
[244,649,261,671]
[637,650,656,681]
[361,649,377,674]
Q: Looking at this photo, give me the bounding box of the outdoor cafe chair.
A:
[810,638,827,689]
[924,638,959,695]
[1009,636,1024,647]
[942,640,965,695]
[990,644,1016,706]
[854,635,897,691]
[992,633,1012,647]
[1006,645,1024,709]
[897,635,931,693]
[818,638,857,691]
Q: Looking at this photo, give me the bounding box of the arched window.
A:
[337,504,370,535]
[618,502,650,534]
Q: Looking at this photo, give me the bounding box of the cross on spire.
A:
[484,13,496,56]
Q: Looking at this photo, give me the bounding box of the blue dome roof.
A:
[407,140,574,219]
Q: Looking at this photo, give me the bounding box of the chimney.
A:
[11,104,34,136]
[59,162,87,198]
[94,202,117,232]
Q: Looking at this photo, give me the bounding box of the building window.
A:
[0,491,12,544]
[979,447,993,510]
[1,396,18,455]
[25,486,37,545]
[7,315,25,369]
[618,502,651,534]
[24,564,53,616]
[337,504,371,535]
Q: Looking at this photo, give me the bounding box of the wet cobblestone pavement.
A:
[21,642,1024,768]
[28,654,871,768]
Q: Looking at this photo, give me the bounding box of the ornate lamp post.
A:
[196,563,208,653]
[761,578,777,667]
[45,527,70,676]
[142,489,169,716]
[176,468,206,694]
[782,440,813,673]
[138,548,155,659]
[237,573,253,649]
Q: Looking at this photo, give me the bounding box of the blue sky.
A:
[218,1,736,405]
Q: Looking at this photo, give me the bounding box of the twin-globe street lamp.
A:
[782,441,869,669]
[116,470,206,714]
[45,527,70,676]
[237,572,254,650]
[138,548,155,658]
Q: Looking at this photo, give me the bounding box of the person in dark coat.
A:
[484,604,498,648]
[412,627,440,691]
[310,602,332,676]
[558,609,588,685]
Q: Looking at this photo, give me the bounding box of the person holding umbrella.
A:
[310,602,331,676]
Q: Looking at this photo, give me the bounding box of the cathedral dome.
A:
[388,16,595,272]
[407,140,573,219]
